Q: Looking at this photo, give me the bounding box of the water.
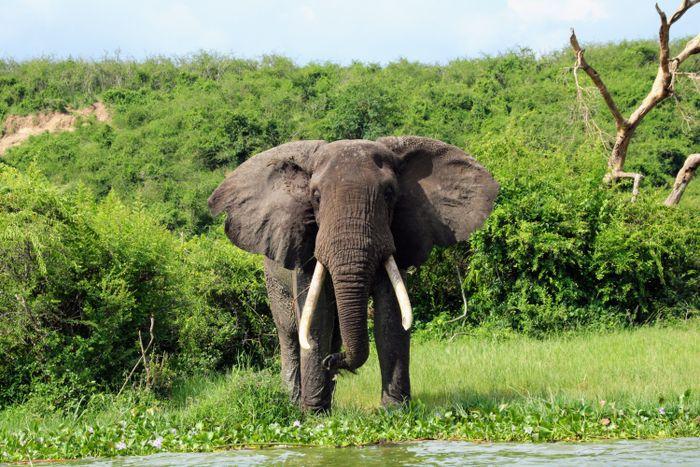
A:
[56,438,700,466]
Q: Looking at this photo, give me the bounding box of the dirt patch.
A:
[0,102,110,156]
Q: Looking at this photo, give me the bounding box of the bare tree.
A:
[664,153,700,205]
[570,0,700,201]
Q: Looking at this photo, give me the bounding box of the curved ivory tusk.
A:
[384,255,413,331]
[299,261,326,350]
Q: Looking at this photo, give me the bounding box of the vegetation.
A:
[0,167,273,406]
[0,39,698,459]
[1,323,698,462]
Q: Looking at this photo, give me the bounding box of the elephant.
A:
[208,136,498,412]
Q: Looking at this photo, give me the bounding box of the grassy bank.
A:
[1,322,698,462]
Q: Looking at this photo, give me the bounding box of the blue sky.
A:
[1,0,698,63]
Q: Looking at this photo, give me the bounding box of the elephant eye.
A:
[384,186,395,203]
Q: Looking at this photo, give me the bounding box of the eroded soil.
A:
[0,102,109,155]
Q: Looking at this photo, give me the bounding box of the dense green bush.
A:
[0,167,273,406]
[410,129,699,333]
[178,234,272,372]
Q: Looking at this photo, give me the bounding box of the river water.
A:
[53,438,700,466]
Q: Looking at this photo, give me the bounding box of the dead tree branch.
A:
[664,154,700,206]
[118,316,155,395]
[447,265,469,324]
[668,0,700,25]
[138,317,155,389]
[570,31,626,129]
[570,0,699,201]
[571,62,614,149]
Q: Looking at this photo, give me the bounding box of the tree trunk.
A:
[664,154,700,206]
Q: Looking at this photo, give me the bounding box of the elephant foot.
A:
[302,403,332,415]
[381,392,410,408]
[301,377,336,414]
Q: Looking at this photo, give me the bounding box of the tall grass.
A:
[336,323,700,410]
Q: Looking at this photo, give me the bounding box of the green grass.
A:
[1,322,698,462]
[337,323,700,409]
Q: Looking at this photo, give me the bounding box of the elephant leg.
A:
[294,262,338,413]
[372,268,411,407]
[264,258,300,404]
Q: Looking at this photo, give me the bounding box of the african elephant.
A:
[208,137,498,412]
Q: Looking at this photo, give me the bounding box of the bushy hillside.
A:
[0,41,698,404]
[1,43,698,231]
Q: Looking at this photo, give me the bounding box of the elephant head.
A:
[208,137,498,373]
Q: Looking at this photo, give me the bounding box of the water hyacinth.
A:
[150,437,163,449]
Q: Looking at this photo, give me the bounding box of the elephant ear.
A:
[377,136,499,268]
[208,141,326,269]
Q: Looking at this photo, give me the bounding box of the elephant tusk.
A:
[384,255,413,331]
[299,260,326,350]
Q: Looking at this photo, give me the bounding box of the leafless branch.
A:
[672,33,700,67]
[447,266,469,323]
[570,29,627,130]
[571,64,614,149]
[620,172,644,202]
[118,316,155,396]
[668,0,700,25]
[138,317,155,389]
[665,154,700,206]
[673,93,696,131]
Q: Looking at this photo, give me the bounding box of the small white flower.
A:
[170,428,177,435]
[658,407,666,415]
[150,437,163,449]
[115,441,127,451]
[293,420,302,428]
[87,426,94,434]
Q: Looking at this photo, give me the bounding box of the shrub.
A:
[177,233,274,372]
[0,167,273,406]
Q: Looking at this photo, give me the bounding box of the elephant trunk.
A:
[328,267,371,371]
[298,256,372,372]
[315,221,378,372]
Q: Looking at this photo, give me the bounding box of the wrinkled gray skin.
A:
[209,137,498,412]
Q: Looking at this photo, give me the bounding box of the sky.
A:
[1,0,698,64]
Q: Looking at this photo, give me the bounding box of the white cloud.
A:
[300,5,317,22]
[506,0,609,23]
[137,2,230,53]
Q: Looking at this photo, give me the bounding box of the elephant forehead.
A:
[314,140,392,170]
[328,140,383,158]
